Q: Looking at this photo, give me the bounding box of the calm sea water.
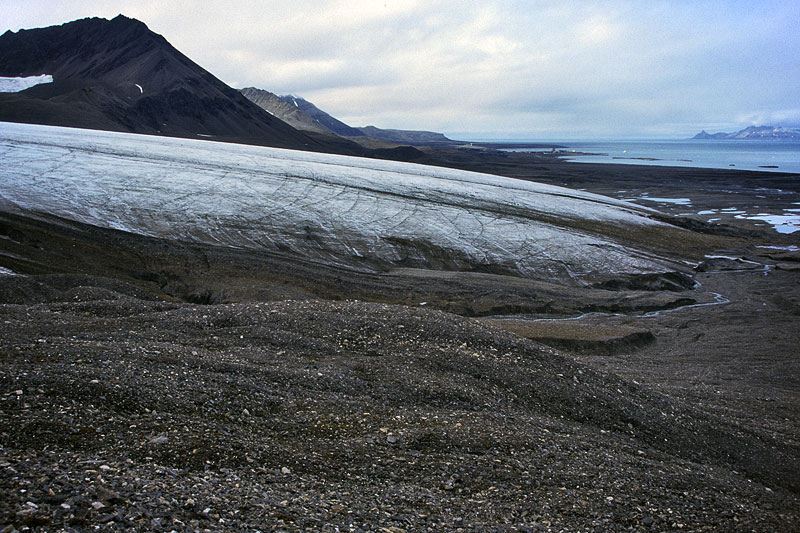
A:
[505,140,800,174]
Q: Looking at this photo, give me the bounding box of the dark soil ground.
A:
[1,157,799,532]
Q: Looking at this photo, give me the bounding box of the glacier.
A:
[0,121,686,284]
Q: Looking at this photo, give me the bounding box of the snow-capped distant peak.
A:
[0,74,53,93]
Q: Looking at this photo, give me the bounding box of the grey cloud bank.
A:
[2,0,798,140]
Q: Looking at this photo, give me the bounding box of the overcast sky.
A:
[2,0,799,140]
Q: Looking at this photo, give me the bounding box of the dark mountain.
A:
[241,87,333,135]
[0,16,329,150]
[693,126,800,140]
[241,87,364,139]
[280,94,365,137]
[357,125,455,145]
[240,87,457,148]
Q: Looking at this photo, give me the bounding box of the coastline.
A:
[475,139,800,174]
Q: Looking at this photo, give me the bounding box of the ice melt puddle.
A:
[735,214,800,234]
[0,74,53,92]
[637,197,693,206]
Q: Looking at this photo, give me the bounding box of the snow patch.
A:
[757,245,799,251]
[135,83,143,94]
[0,74,53,93]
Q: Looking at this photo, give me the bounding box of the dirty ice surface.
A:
[0,74,53,92]
[0,122,681,283]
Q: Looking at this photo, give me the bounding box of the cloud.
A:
[1,0,799,138]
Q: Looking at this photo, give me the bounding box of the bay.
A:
[505,140,800,174]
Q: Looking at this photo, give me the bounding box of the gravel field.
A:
[1,268,798,531]
[1,158,799,531]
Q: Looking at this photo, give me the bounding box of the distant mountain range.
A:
[692,126,800,140]
[240,87,364,138]
[240,87,457,146]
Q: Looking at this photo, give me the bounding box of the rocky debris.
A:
[479,318,655,355]
[751,248,800,272]
[0,280,798,531]
[760,250,800,262]
[591,271,696,292]
[695,256,764,272]
[0,209,712,320]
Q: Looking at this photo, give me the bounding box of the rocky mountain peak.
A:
[0,16,327,150]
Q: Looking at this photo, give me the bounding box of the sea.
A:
[501,140,800,174]
[496,139,800,233]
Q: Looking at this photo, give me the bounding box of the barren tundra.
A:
[1,122,799,531]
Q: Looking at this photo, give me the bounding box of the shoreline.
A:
[447,138,800,175]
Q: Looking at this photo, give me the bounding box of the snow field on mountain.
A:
[0,74,53,92]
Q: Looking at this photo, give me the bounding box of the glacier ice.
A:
[0,121,684,283]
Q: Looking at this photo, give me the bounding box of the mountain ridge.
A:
[693,125,800,140]
[357,125,455,145]
[240,87,458,146]
[240,87,364,138]
[0,15,339,151]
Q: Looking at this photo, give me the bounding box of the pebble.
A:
[1,276,794,531]
[97,513,116,523]
[148,435,169,445]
